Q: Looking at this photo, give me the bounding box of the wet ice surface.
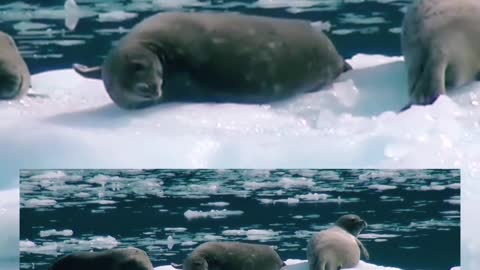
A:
[20,169,459,270]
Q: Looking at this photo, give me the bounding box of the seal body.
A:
[173,242,284,270]
[81,12,349,109]
[401,0,480,106]
[0,31,30,100]
[307,215,369,270]
[48,248,154,270]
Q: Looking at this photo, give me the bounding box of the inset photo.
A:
[20,169,460,270]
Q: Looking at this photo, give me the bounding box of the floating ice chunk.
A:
[77,236,119,250]
[164,227,187,232]
[222,229,278,240]
[368,184,397,191]
[244,177,314,190]
[340,13,389,25]
[181,241,197,246]
[389,27,402,34]
[311,20,331,32]
[19,240,36,249]
[153,0,208,8]
[13,21,50,31]
[39,229,73,237]
[64,0,81,31]
[19,241,59,256]
[184,209,243,219]
[419,184,446,191]
[23,198,57,208]
[359,233,400,239]
[274,198,300,204]
[359,171,400,181]
[295,193,329,201]
[258,198,274,204]
[97,11,138,22]
[254,0,318,9]
[201,202,230,207]
[167,235,174,249]
[223,229,247,236]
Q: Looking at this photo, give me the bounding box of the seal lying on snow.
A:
[171,241,285,270]
[0,31,30,100]
[74,12,351,109]
[401,0,480,107]
[307,214,369,270]
[48,248,154,270]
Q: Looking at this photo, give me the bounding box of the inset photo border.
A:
[20,169,460,270]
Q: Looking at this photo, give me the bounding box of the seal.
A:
[48,248,154,270]
[307,214,369,270]
[0,31,30,100]
[171,241,285,270]
[73,12,351,109]
[401,0,480,107]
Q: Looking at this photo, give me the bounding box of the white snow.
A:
[1,54,471,269]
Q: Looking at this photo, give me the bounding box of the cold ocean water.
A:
[0,0,477,269]
[20,169,460,270]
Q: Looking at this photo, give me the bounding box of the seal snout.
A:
[133,82,159,98]
[360,219,367,228]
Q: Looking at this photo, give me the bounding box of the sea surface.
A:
[20,169,460,270]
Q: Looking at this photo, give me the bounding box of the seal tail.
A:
[72,63,102,80]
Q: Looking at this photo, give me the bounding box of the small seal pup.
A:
[0,31,30,100]
[73,12,351,109]
[171,241,285,270]
[401,0,480,107]
[307,214,369,270]
[48,248,154,270]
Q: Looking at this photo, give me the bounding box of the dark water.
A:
[20,169,460,270]
[0,0,411,74]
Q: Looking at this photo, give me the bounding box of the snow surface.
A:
[1,54,473,269]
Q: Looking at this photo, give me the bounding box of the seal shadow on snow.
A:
[44,102,186,129]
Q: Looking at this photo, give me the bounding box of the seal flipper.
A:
[408,49,447,106]
[343,60,352,72]
[171,263,183,269]
[72,63,102,80]
[356,238,369,260]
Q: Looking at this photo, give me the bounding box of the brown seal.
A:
[307,214,369,270]
[171,241,285,270]
[401,0,480,108]
[0,31,30,100]
[48,248,154,270]
[74,12,351,109]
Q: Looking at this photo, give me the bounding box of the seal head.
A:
[335,214,367,236]
[102,41,164,109]
[0,32,30,100]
